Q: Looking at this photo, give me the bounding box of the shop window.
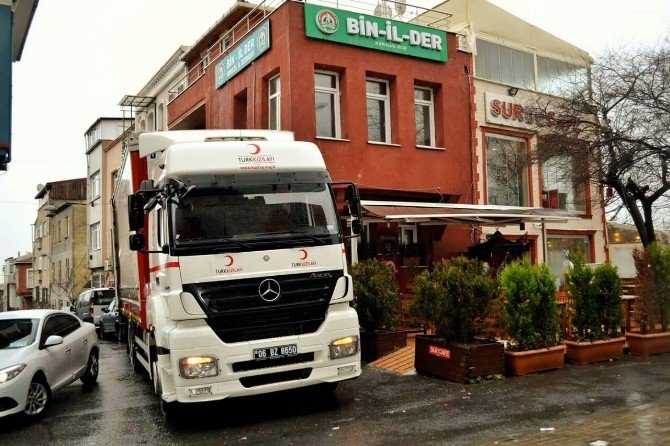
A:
[485,134,529,206]
[542,155,586,212]
[366,78,391,143]
[546,235,591,286]
[234,89,248,129]
[475,40,535,90]
[314,71,341,138]
[414,87,435,147]
[268,75,281,130]
[537,56,588,96]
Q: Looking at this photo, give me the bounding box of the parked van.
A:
[72,288,116,326]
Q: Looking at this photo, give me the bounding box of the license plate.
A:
[253,344,298,361]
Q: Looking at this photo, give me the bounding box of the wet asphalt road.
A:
[2,340,670,445]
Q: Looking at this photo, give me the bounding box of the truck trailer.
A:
[111,130,362,416]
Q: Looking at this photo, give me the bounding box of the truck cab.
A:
[113,130,362,414]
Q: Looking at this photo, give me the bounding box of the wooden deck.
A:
[369,335,417,374]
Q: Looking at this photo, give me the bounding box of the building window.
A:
[147,112,155,132]
[314,71,341,138]
[57,221,62,241]
[156,104,164,131]
[90,171,101,200]
[366,79,391,143]
[268,75,281,130]
[27,269,34,288]
[65,258,70,280]
[547,234,591,286]
[414,87,435,147]
[91,222,101,251]
[475,40,536,90]
[485,134,529,206]
[542,156,586,212]
[57,260,62,283]
[537,56,588,96]
[64,216,69,238]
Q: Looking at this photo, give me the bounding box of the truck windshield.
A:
[172,183,340,249]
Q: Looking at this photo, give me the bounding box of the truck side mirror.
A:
[128,194,145,231]
[351,219,363,236]
[347,184,362,218]
[129,233,146,251]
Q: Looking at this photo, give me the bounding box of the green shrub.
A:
[351,259,400,332]
[411,256,499,343]
[500,259,561,351]
[648,243,670,331]
[567,257,623,341]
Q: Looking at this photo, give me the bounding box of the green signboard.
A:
[215,20,271,89]
[304,4,447,62]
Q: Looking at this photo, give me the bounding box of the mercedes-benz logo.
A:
[258,278,281,302]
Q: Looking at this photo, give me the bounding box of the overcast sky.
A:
[0,0,668,265]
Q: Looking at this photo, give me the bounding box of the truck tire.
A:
[128,327,143,374]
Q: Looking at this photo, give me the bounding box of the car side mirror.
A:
[69,305,75,312]
[129,233,146,251]
[44,335,64,348]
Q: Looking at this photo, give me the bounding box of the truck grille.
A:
[183,270,344,343]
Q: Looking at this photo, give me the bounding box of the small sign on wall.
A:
[429,345,451,359]
[484,92,526,128]
[215,20,271,89]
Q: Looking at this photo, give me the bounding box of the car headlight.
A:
[0,364,27,384]
[329,336,359,359]
[179,356,218,379]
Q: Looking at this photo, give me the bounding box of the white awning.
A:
[361,200,580,226]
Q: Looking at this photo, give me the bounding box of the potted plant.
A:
[500,259,565,376]
[626,243,670,356]
[351,259,406,361]
[411,256,503,383]
[564,259,625,365]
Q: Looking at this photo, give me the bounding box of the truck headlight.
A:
[179,356,218,379]
[329,336,359,359]
[0,364,26,384]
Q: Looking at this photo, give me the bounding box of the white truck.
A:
[112,130,362,416]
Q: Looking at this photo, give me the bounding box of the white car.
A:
[0,309,99,419]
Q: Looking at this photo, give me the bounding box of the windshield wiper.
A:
[256,230,328,245]
[178,236,253,249]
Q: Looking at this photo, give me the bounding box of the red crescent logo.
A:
[299,249,308,260]
[224,255,234,266]
[249,144,261,155]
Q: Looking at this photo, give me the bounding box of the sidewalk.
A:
[487,398,670,445]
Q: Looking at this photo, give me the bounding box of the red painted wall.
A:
[168,2,475,257]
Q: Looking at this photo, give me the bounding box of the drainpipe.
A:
[541,219,547,263]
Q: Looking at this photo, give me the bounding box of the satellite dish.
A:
[395,0,406,16]
[374,1,392,19]
[36,184,44,192]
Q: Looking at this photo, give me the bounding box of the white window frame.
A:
[268,75,281,130]
[414,86,435,147]
[91,222,101,251]
[90,171,101,200]
[314,70,341,139]
[366,78,391,143]
[400,224,418,244]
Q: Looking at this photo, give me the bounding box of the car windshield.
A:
[172,183,339,246]
[0,319,40,350]
[92,289,115,306]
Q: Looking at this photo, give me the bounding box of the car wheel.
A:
[81,349,99,385]
[23,377,51,418]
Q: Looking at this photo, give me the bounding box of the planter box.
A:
[414,335,504,383]
[626,331,670,357]
[360,329,408,362]
[505,345,566,376]
[564,337,625,365]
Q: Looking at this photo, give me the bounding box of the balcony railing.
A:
[167,0,451,104]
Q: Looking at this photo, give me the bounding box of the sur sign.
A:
[304,4,447,62]
[485,92,526,128]
[215,20,271,89]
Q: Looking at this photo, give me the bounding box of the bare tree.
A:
[524,39,670,247]
[51,253,90,307]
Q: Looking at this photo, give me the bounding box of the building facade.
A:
[14,252,33,309]
[33,178,87,308]
[48,201,89,308]
[84,117,128,288]
[2,256,17,310]
[167,1,475,265]
[430,0,607,283]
